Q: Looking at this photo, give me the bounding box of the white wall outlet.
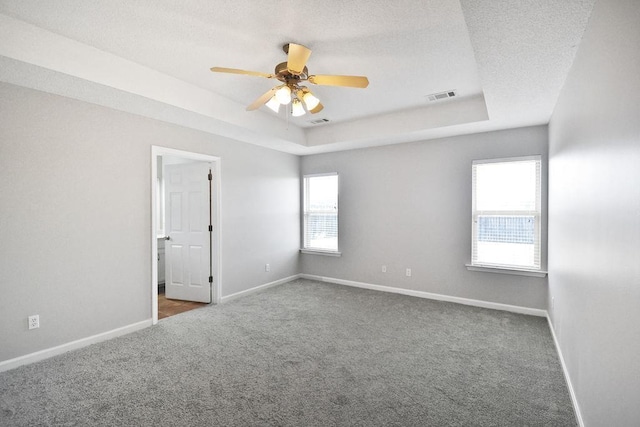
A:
[406,268,412,277]
[265,263,270,272]
[382,265,387,273]
[28,315,39,330]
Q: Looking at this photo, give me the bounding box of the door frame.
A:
[151,146,222,325]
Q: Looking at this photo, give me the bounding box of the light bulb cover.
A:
[265,96,280,113]
[275,86,292,105]
[291,99,305,117]
[302,91,320,110]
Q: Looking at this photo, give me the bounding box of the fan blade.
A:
[246,87,278,111]
[211,67,274,79]
[287,43,312,75]
[308,74,369,88]
[309,102,324,114]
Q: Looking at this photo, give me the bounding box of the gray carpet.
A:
[0,279,576,426]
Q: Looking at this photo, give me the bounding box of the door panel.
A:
[164,162,211,303]
[169,193,183,231]
[188,191,203,231]
[170,244,184,285]
[189,245,204,285]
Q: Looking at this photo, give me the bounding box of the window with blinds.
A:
[471,156,541,270]
[303,173,338,252]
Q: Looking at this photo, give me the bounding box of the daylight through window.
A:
[471,156,541,270]
[303,174,338,252]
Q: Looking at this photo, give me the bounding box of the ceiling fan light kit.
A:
[211,43,369,117]
[275,85,292,105]
[302,91,320,110]
[265,96,281,113]
[291,99,306,117]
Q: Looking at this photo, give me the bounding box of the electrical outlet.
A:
[265,263,270,272]
[28,315,39,330]
[406,268,412,277]
[382,265,387,273]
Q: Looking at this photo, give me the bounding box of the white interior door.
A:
[164,162,211,303]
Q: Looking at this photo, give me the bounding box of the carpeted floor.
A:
[0,279,576,426]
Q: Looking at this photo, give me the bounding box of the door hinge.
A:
[208,225,213,232]
[208,172,212,181]
[208,276,213,283]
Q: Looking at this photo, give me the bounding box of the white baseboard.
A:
[2,275,580,427]
[547,315,584,427]
[298,275,581,423]
[0,319,152,373]
[0,275,550,377]
[220,274,302,303]
[1,274,304,373]
[300,274,547,317]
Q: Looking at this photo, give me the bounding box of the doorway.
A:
[151,146,221,324]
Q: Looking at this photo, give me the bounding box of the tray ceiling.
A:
[0,0,594,154]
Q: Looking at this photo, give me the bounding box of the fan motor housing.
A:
[275,62,308,83]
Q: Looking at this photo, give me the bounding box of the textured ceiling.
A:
[0,0,595,154]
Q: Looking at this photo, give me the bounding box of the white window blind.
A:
[471,156,541,270]
[303,173,338,252]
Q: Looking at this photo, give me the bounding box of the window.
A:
[303,173,339,253]
[471,156,541,270]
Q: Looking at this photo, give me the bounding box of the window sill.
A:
[300,249,342,257]
[465,264,547,277]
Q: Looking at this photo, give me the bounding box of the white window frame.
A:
[301,173,341,256]
[467,155,546,277]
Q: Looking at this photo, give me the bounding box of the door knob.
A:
[164,236,171,241]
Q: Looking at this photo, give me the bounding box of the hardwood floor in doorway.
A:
[158,292,207,320]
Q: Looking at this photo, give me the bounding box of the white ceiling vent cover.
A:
[309,118,330,125]
[426,90,457,102]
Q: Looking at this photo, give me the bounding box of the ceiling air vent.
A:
[426,90,457,102]
[309,118,330,125]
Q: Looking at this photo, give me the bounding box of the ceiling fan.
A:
[211,43,369,117]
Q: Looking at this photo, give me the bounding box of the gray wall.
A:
[301,125,549,309]
[0,82,300,362]
[548,0,640,425]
